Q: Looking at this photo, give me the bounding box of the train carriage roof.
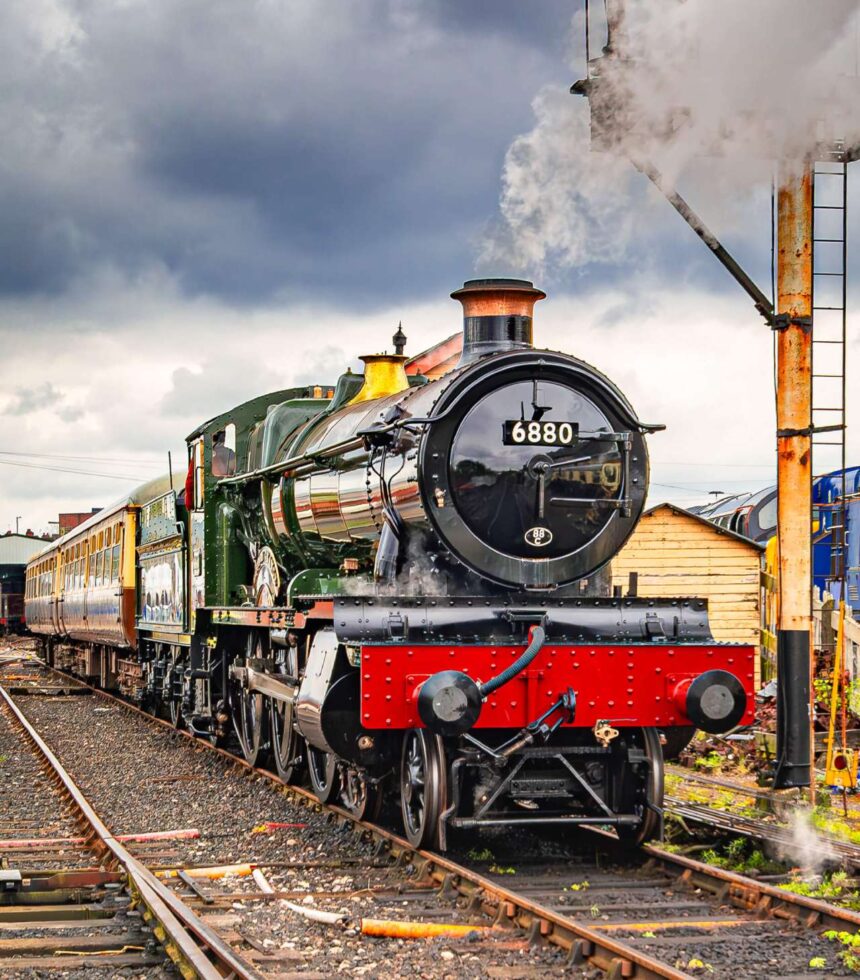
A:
[26,472,183,566]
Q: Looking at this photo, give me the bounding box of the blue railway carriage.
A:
[698,466,860,615]
[816,468,860,608]
[0,566,26,634]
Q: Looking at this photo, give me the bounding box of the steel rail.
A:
[27,666,690,979]
[640,836,860,933]
[29,661,860,976]
[665,795,860,873]
[0,681,264,980]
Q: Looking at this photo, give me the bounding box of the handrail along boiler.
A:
[26,278,755,848]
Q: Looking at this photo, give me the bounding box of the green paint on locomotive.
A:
[182,360,413,609]
[186,387,333,608]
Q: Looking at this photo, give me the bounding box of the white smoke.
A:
[481,0,860,274]
[775,808,838,874]
[477,88,646,274]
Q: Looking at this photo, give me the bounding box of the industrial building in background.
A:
[0,533,52,634]
[59,509,102,536]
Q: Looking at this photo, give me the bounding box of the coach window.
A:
[112,525,121,580]
[212,423,237,478]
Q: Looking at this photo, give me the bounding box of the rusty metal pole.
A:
[773,161,813,790]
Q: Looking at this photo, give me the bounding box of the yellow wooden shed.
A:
[611,503,765,685]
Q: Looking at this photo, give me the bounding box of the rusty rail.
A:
[0,682,264,980]
[24,661,860,978]
[641,838,860,933]
[21,665,690,978]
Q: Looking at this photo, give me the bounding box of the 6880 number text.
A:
[502,420,579,446]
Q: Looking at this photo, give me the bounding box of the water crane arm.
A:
[632,158,775,324]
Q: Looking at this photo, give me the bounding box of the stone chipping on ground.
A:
[4,665,858,980]
[12,692,590,978]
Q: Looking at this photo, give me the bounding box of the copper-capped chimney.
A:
[451,278,546,367]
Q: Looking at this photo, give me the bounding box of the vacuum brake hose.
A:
[478,625,546,697]
[417,624,547,736]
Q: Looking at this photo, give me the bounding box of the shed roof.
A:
[642,502,766,551]
[0,534,53,565]
[405,334,462,379]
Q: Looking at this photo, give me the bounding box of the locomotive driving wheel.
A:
[307,746,339,803]
[169,696,184,729]
[400,729,446,849]
[270,697,301,783]
[269,641,301,783]
[232,631,270,766]
[615,726,664,847]
[166,649,186,729]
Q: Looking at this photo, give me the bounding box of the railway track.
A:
[3,649,860,978]
[664,764,860,871]
[0,668,262,978]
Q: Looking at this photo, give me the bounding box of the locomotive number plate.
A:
[503,420,579,446]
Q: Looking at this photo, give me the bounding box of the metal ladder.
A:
[811,152,848,588]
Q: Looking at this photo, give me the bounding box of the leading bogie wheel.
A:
[307,745,339,803]
[400,729,446,849]
[616,726,664,847]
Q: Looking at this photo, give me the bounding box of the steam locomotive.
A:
[26,278,755,848]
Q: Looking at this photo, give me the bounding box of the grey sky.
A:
[0,0,857,533]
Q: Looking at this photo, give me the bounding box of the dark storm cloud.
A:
[0,0,576,309]
[3,382,63,416]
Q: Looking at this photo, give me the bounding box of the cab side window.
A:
[211,423,237,478]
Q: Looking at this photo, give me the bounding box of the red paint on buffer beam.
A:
[360,643,756,730]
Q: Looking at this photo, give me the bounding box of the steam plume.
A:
[481,0,860,274]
